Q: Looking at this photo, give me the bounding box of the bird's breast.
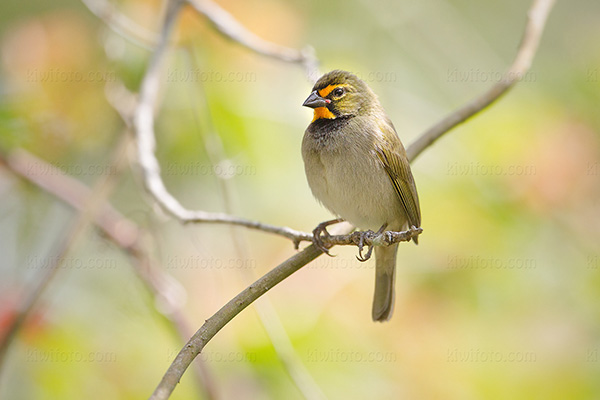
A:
[302,121,406,231]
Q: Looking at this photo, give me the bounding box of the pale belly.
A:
[304,148,406,231]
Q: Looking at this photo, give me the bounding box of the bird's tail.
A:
[372,243,398,322]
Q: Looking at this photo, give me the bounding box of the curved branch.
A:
[0,139,130,374]
[0,147,218,399]
[185,0,320,80]
[182,47,327,399]
[81,0,158,49]
[149,0,555,398]
[406,0,555,161]
[133,0,316,247]
[149,241,331,400]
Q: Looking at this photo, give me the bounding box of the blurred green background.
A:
[1,0,600,399]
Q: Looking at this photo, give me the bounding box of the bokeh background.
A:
[1,0,600,399]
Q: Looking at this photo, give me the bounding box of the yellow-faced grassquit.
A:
[301,70,421,322]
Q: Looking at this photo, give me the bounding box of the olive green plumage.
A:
[302,70,421,321]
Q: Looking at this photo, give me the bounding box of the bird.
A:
[301,70,421,322]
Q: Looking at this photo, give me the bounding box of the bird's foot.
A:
[355,223,388,262]
[312,218,344,256]
[355,230,375,262]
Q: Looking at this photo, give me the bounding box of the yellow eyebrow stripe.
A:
[318,84,342,98]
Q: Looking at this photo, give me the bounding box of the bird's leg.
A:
[356,223,388,262]
[356,231,374,262]
[312,218,344,256]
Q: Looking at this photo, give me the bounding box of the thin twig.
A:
[132,0,314,248]
[0,147,217,399]
[185,0,320,80]
[81,0,158,49]
[0,137,130,373]
[148,0,556,398]
[184,47,326,400]
[148,224,418,400]
[149,238,340,400]
[81,0,320,80]
[406,0,556,161]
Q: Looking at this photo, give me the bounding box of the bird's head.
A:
[303,70,378,122]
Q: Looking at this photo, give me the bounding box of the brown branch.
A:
[81,0,158,49]
[147,228,425,400]
[0,147,217,399]
[406,0,556,161]
[149,238,336,400]
[185,0,320,80]
[82,0,320,79]
[148,0,556,398]
[182,47,327,400]
[0,138,131,373]
[328,227,422,247]
[132,0,316,248]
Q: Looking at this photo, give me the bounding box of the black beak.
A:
[302,90,328,109]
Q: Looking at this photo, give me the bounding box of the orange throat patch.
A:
[312,107,336,122]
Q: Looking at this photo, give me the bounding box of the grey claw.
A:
[356,245,374,262]
[355,230,375,262]
[312,218,343,257]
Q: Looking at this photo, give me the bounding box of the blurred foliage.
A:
[1,0,600,399]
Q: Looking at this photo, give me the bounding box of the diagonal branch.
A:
[406,0,556,161]
[182,47,327,400]
[133,0,314,247]
[131,0,408,250]
[148,0,556,398]
[81,0,158,49]
[149,240,332,400]
[0,147,217,399]
[185,0,320,80]
[0,138,130,374]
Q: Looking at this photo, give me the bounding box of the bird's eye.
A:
[333,87,345,97]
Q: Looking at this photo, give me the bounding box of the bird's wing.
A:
[374,117,421,230]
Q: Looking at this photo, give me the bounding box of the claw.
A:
[356,230,374,262]
[409,225,420,244]
[356,244,375,262]
[312,218,344,256]
[355,223,388,262]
